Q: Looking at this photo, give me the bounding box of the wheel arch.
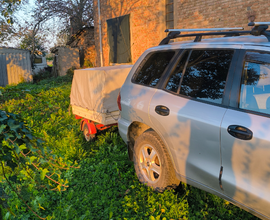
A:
[128,121,151,147]
[80,119,97,134]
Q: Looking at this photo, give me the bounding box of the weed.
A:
[32,70,52,83]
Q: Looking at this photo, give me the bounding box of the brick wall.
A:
[94,0,270,67]
[175,0,269,30]
[94,0,167,67]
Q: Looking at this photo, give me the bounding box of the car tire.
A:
[133,130,180,192]
[83,123,95,142]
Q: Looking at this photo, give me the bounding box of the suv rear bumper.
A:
[118,117,131,144]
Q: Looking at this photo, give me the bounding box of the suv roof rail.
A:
[249,22,270,26]
[160,22,270,45]
[248,22,270,41]
[165,27,244,32]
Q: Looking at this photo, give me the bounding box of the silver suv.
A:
[117,22,270,219]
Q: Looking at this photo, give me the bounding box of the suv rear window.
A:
[132,51,175,87]
[180,50,234,104]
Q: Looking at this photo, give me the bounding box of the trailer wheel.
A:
[83,123,95,141]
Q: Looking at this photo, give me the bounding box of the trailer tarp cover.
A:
[70,65,132,113]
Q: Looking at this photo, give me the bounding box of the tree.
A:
[0,0,24,42]
[10,2,55,65]
[55,29,70,46]
[1,0,94,52]
[12,0,94,60]
[22,3,54,62]
[19,31,46,56]
[33,0,94,35]
[0,0,23,24]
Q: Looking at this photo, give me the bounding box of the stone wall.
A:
[52,47,80,77]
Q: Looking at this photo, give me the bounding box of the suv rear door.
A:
[120,50,177,134]
[221,49,270,218]
[149,47,239,192]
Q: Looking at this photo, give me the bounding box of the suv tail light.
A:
[117,92,122,111]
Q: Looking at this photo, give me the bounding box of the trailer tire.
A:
[83,123,95,142]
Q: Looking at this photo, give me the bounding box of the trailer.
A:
[70,65,132,141]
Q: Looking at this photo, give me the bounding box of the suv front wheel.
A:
[133,130,180,192]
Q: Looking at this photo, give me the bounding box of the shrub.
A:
[83,59,93,68]
[66,67,76,81]
[32,70,52,83]
[0,110,71,219]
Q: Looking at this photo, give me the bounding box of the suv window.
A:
[165,51,189,93]
[133,51,175,87]
[239,52,270,115]
[179,50,234,104]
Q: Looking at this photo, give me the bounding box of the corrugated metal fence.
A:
[0,48,32,87]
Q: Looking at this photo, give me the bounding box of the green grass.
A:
[0,76,259,220]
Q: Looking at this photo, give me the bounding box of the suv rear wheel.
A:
[133,130,180,192]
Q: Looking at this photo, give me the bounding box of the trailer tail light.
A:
[117,92,122,111]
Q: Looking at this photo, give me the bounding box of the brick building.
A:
[93,0,269,67]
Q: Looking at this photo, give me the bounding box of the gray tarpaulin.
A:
[70,65,132,113]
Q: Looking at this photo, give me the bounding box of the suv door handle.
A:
[155,105,170,116]
[227,125,253,140]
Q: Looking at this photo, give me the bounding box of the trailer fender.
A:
[80,119,97,135]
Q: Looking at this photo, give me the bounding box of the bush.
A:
[0,110,71,219]
[32,70,52,83]
[46,54,54,61]
[83,59,93,68]
[66,67,76,81]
